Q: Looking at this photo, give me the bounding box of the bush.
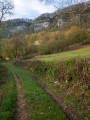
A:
[65,26,90,45]
[15,57,90,84]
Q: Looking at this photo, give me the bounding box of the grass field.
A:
[31,47,90,61]
[5,64,67,120]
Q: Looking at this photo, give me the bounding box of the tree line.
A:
[0,26,90,60]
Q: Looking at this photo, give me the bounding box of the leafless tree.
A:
[40,0,87,8]
[0,0,14,24]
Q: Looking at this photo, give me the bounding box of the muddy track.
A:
[30,75,82,120]
[13,73,27,120]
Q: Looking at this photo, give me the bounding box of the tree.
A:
[40,0,86,5]
[40,0,87,9]
[0,0,14,24]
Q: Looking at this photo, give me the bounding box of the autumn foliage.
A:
[0,26,90,59]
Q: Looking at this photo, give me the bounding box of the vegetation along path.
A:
[5,63,67,120]
[30,75,82,120]
[5,63,82,120]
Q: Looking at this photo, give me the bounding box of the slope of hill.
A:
[30,1,90,32]
[0,18,32,38]
[31,46,90,62]
[1,1,90,39]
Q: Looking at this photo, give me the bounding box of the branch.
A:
[0,0,14,22]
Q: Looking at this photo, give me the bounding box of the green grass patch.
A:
[32,47,90,62]
[0,65,17,120]
[6,64,67,120]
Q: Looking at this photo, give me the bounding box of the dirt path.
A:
[13,73,27,120]
[13,70,82,120]
[30,75,82,120]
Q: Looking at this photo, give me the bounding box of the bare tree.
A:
[40,0,87,8]
[0,0,14,24]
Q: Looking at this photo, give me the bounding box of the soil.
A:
[13,73,28,120]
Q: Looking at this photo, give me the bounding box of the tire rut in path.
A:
[13,73,27,120]
[31,75,82,120]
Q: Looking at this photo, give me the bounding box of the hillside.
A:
[30,1,90,32]
[0,18,32,38]
[1,1,90,39]
[31,46,90,61]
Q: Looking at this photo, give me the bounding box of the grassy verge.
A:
[0,65,17,120]
[6,64,67,120]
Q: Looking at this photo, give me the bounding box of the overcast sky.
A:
[10,0,89,20]
[11,0,57,20]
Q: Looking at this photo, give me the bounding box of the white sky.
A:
[11,0,56,19]
[9,0,89,20]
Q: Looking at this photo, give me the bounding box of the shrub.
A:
[15,57,90,85]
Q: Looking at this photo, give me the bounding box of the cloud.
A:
[11,0,56,19]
